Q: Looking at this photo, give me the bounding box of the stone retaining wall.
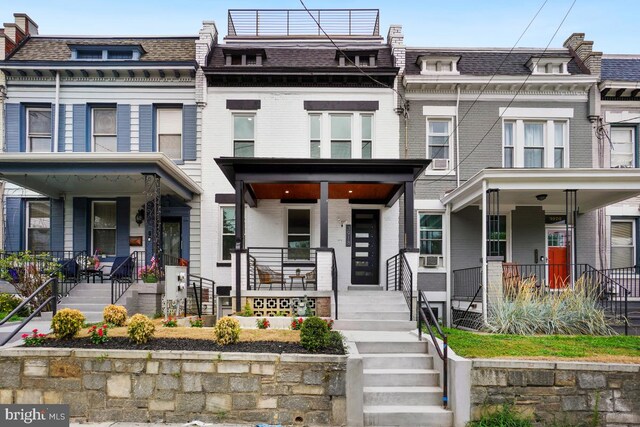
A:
[0,348,347,425]
[471,360,640,426]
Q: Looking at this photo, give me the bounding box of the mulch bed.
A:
[32,337,345,354]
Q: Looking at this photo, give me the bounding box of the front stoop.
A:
[337,290,453,427]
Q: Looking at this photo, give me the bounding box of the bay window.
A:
[330,115,352,159]
[309,114,321,159]
[524,123,544,168]
[361,114,373,159]
[307,112,373,159]
[610,128,635,168]
[502,119,569,168]
[503,122,514,167]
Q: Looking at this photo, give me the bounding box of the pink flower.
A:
[98,329,103,337]
[32,329,38,333]
[38,334,46,338]
[21,334,28,339]
[103,324,108,329]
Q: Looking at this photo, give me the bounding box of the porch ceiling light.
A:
[348,190,353,194]
[284,190,290,194]
[536,194,548,201]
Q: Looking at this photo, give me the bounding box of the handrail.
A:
[0,277,58,346]
[187,273,215,318]
[110,252,139,304]
[385,251,413,320]
[584,264,630,335]
[417,290,448,409]
[330,248,338,320]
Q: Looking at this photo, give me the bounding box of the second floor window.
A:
[503,120,568,168]
[331,115,352,159]
[611,127,635,168]
[309,114,321,158]
[234,114,255,157]
[93,108,117,152]
[361,115,373,159]
[27,108,52,152]
[427,119,451,160]
[157,109,183,161]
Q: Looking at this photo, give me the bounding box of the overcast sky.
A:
[1,0,637,54]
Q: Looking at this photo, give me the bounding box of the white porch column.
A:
[481,180,488,324]
[316,249,333,292]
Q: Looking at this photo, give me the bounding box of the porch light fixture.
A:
[536,194,548,201]
[135,208,145,226]
[284,190,290,194]
[348,190,353,194]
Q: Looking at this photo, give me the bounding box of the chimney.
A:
[563,32,602,79]
[195,20,218,106]
[387,24,405,73]
[14,13,38,36]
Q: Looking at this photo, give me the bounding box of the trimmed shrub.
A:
[102,304,127,326]
[127,314,155,344]
[300,316,329,352]
[325,330,345,352]
[0,293,28,317]
[213,316,241,345]
[51,308,86,339]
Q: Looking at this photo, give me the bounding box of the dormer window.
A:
[527,57,570,75]
[71,45,143,61]
[223,49,266,66]
[337,50,377,67]
[416,55,460,75]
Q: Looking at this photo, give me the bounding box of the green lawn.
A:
[0,311,23,322]
[439,327,640,361]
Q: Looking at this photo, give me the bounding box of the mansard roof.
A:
[6,36,196,63]
[405,48,587,76]
[205,44,394,70]
[602,56,640,82]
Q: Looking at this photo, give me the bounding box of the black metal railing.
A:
[0,277,58,346]
[330,248,338,320]
[227,9,380,37]
[246,247,318,291]
[185,274,215,318]
[417,290,448,409]
[583,265,630,335]
[110,251,143,304]
[600,266,640,298]
[452,266,482,301]
[386,251,413,320]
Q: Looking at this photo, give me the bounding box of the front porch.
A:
[215,157,429,315]
[443,168,640,331]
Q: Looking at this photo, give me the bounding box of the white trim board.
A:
[499,107,574,119]
[423,106,457,116]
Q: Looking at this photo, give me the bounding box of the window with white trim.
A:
[27,108,52,152]
[287,209,311,260]
[427,119,451,160]
[309,114,321,159]
[611,220,635,268]
[502,119,569,168]
[610,127,635,168]
[26,200,50,252]
[92,201,116,256]
[361,114,373,159]
[419,213,442,256]
[92,108,117,152]
[233,114,255,157]
[220,206,235,261]
[330,114,352,159]
[157,108,183,161]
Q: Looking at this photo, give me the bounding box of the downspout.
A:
[455,85,461,187]
[53,71,60,151]
[481,179,488,325]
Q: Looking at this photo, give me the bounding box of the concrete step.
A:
[61,296,112,304]
[363,369,440,387]
[66,290,113,297]
[334,319,415,331]
[363,386,443,406]
[339,311,409,321]
[363,353,433,370]
[338,302,408,312]
[58,303,110,312]
[82,312,106,323]
[363,405,453,427]
[347,286,383,291]
[357,341,428,354]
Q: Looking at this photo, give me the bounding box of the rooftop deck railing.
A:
[227,9,380,37]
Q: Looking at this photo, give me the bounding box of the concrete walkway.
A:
[0,319,52,346]
[70,423,255,427]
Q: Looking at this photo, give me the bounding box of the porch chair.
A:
[305,268,317,290]
[108,256,135,286]
[256,265,285,290]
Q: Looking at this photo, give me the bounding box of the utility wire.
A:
[298,0,408,113]
[607,115,640,124]
[429,0,578,185]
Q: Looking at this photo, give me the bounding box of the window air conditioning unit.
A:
[421,255,441,268]
[431,159,449,170]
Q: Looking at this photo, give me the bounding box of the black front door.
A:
[351,210,380,285]
[162,217,182,260]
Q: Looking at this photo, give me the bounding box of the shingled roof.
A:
[7,36,196,62]
[205,45,395,71]
[405,49,586,76]
[602,56,640,82]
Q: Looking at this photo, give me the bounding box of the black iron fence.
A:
[600,266,640,298]
[247,247,318,291]
[452,266,482,301]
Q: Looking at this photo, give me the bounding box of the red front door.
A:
[547,229,570,289]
